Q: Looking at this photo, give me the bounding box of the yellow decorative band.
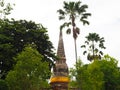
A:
[50,76,69,83]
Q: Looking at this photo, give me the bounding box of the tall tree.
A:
[81,33,106,61]
[0,19,56,79]
[6,46,50,90]
[57,1,91,63]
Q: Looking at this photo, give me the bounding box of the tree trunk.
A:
[72,15,77,63]
[74,38,77,63]
[92,41,95,60]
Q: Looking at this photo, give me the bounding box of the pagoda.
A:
[50,30,69,90]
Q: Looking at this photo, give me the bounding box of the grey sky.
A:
[8,0,120,67]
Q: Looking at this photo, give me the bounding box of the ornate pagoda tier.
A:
[50,30,69,90]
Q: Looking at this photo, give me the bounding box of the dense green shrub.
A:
[0,79,9,90]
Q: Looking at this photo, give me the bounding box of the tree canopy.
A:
[6,46,50,90]
[81,33,106,61]
[0,19,56,79]
[0,79,9,90]
[69,55,120,90]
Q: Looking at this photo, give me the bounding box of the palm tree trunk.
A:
[92,41,95,60]
[72,15,77,63]
[74,38,77,63]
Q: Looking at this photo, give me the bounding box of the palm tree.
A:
[57,1,91,63]
[81,33,106,61]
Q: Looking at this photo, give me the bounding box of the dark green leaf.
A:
[83,51,87,55]
[66,28,71,34]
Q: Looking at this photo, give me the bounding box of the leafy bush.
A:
[0,79,9,90]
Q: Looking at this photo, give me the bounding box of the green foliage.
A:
[0,19,56,79]
[97,55,120,90]
[5,46,50,90]
[70,55,120,90]
[81,33,106,61]
[69,59,91,89]
[0,0,14,19]
[58,1,91,39]
[0,79,9,90]
[87,61,104,90]
[58,1,91,62]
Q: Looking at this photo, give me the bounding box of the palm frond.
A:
[60,22,71,30]
[83,51,87,55]
[80,19,90,25]
[60,25,64,31]
[103,46,106,49]
[66,28,71,34]
[74,1,81,11]
[87,53,93,61]
[100,37,105,43]
[57,9,65,15]
[63,22,71,27]
[81,13,91,20]
[63,1,69,11]
[85,41,89,45]
[99,51,103,55]
[66,22,72,27]
[99,43,103,48]
[59,16,65,20]
[83,13,91,17]
[78,4,88,14]
[81,45,86,48]
[69,2,75,11]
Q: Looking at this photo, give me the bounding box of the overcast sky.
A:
[8,0,120,67]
